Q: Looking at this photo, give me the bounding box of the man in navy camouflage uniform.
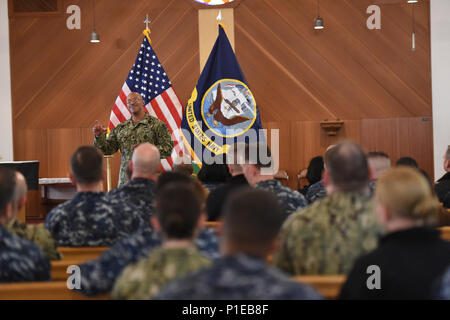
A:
[0,168,51,282]
[45,146,147,247]
[155,188,321,300]
[75,171,220,297]
[242,143,307,219]
[93,92,173,187]
[106,143,159,222]
[275,141,382,275]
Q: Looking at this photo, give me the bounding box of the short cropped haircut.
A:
[367,151,390,159]
[0,168,17,214]
[243,142,272,169]
[156,171,208,204]
[396,157,418,168]
[222,188,284,253]
[325,141,370,192]
[71,146,104,185]
[155,183,202,239]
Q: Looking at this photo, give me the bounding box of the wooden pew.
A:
[293,275,346,299]
[204,221,222,234]
[0,281,108,300]
[58,246,108,262]
[440,226,450,241]
[51,260,84,281]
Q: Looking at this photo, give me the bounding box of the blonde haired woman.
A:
[339,167,450,299]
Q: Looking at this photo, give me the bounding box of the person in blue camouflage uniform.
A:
[45,146,147,247]
[155,188,321,300]
[275,141,383,276]
[0,168,51,282]
[93,92,173,187]
[305,180,327,204]
[74,171,220,297]
[437,266,450,299]
[106,143,160,222]
[241,143,307,219]
[306,179,376,204]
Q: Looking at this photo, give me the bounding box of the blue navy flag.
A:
[181,24,264,163]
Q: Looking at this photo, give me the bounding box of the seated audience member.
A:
[305,145,336,204]
[6,171,61,260]
[435,146,450,204]
[45,146,146,247]
[107,143,159,222]
[206,144,248,221]
[0,168,51,282]
[197,163,231,191]
[242,143,307,219]
[155,188,322,300]
[340,167,450,300]
[396,156,418,168]
[112,183,211,299]
[275,141,382,275]
[298,156,324,195]
[444,191,450,209]
[437,265,450,299]
[75,171,219,297]
[367,151,391,180]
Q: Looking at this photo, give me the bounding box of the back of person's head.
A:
[173,164,194,177]
[131,143,160,177]
[156,171,207,203]
[71,146,104,185]
[154,183,203,240]
[324,141,370,192]
[445,146,450,172]
[306,156,324,185]
[222,188,284,257]
[242,142,273,170]
[197,163,231,184]
[376,167,440,226]
[367,151,391,180]
[396,157,418,168]
[12,172,28,215]
[226,143,247,174]
[0,168,16,219]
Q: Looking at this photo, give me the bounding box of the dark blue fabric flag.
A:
[181,25,264,163]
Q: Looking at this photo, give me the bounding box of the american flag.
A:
[108,35,185,170]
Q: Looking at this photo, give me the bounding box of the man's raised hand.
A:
[93,120,106,137]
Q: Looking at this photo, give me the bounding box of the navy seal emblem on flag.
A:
[202,79,257,137]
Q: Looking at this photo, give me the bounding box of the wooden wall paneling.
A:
[198,8,235,71]
[263,121,291,187]
[46,128,83,178]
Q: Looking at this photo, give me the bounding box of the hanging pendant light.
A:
[411,3,416,51]
[90,0,100,43]
[407,0,418,4]
[314,0,324,30]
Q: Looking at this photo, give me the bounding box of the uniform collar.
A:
[380,226,440,245]
[127,113,152,127]
[255,179,280,188]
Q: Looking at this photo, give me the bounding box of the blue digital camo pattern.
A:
[155,254,323,300]
[305,180,376,204]
[254,179,308,219]
[44,191,148,247]
[305,180,326,204]
[75,227,220,297]
[438,266,450,299]
[106,177,156,222]
[0,225,51,283]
